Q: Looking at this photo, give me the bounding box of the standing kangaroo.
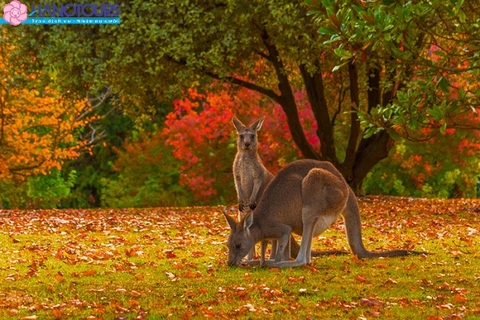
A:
[232,116,274,215]
[232,116,275,260]
[224,159,421,267]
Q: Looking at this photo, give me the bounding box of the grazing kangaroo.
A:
[232,116,275,260]
[224,159,421,268]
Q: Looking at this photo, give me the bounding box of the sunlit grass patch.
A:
[0,198,479,318]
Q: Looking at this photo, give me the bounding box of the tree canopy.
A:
[3,0,480,196]
[0,34,91,181]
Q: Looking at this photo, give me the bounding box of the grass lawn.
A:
[0,196,479,319]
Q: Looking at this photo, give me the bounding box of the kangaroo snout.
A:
[227,260,237,267]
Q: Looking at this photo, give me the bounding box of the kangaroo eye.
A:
[235,244,241,250]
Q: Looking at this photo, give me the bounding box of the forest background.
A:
[1,0,480,209]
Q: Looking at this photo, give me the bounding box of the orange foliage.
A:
[0,38,90,180]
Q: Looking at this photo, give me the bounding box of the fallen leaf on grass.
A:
[128,299,140,307]
[356,275,369,283]
[55,272,63,282]
[125,245,143,257]
[7,309,18,316]
[198,288,209,294]
[81,269,97,277]
[165,272,179,281]
[405,263,416,271]
[288,276,305,283]
[130,290,141,297]
[109,300,128,312]
[5,273,17,281]
[435,282,450,291]
[467,227,478,236]
[51,308,63,318]
[191,251,205,257]
[436,303,454,310]
[299,288,309,296]
[184,291,197,298]
[163,250,177,259]
[365,310,382,318]
[453,294,467,303]
[449,250,462,258]
[359,298,383,307]
[113,263,127,271]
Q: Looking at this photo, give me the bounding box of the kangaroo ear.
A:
[232,117,246,132]
[243,211,254,230]
[250,117,265,132]
[223,210,237,231]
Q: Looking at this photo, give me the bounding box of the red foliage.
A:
[163,85,317,202]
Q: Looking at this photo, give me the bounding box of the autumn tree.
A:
[7,0,480,193]
[61,97,135,208]
[163,85,318,202]
[98,84,318,205]
[0,34,92,182]
[114,0,480,192]
[100,129,192,208]
[364,127,480,198]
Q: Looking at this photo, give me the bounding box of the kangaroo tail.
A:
[362,250,426,258]
[343,188,424,258]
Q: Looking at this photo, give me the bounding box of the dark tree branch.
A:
[255,49,273,63]
[9,161,45,174]
[332,76,347,127]
[204,71,282,104]
[343,60,361,180]
[259,28,320,159]
[298,62,337,162]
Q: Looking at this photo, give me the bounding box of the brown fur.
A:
[232,117,274,260]
[224,159,422,268]
[232,116,274,217]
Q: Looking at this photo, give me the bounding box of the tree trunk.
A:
[345,66,395,194]
[343,61,361,181]
[276,88,320,160]
[349,131,394,194]
[260,29,320,160]
[277,61,394,194]
[298,63,337,164]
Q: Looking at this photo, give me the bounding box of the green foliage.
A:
[0,170,76,209]
[0,180,27,209]
[100,132,193,208]
[313,0,480,140]
[61,98,136,208]
[364,132,480,198]
[100,173,191,208]
[4,0,480,197]
[26,170,77,209]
